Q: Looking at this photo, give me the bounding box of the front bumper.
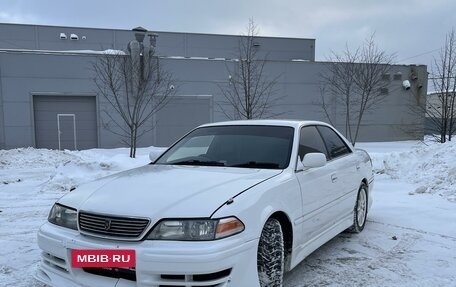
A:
[35,222,260,287]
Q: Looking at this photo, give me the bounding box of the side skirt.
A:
[289,214,353,271]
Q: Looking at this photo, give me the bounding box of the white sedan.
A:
[36,120,374,287]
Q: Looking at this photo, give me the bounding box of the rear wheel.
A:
[257,218,284,287]
[348,184,368,233]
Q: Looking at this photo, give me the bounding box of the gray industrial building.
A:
[0,23,427,150]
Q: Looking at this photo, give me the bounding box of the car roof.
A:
[199,119,331,129]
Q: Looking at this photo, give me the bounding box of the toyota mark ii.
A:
[36,120,374,287]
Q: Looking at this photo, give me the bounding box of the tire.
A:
[257,218,284,287]
[348,183,368,233]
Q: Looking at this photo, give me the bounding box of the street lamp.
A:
[148,33,158,48]
[132,26,147,43]
[128,27,159,80]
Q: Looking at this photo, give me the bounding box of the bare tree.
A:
[92,39,175,158]
[320,35,394,145]
[428,29,456,142]
[218,19,281,119]
[320,46,359,140]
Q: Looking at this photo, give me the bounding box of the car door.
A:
[295,125,336,245]
[316,125,359,225]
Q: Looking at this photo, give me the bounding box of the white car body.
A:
[36,120,374,287]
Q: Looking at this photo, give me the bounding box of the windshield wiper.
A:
[230,161,280,169]
[171,159,225,167]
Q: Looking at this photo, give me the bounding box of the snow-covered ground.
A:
[0,141,455,286]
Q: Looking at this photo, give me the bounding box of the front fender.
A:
[211,171,301,243]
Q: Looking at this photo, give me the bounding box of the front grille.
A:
[78,211,150,239]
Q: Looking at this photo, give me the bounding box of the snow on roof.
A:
[62,49,126,55]
[0,48,126,55]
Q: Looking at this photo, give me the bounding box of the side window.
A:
[316,126,351,159]
[299,126,329,160]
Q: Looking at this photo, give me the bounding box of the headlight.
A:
[48,203,78,230]
[147,217,244,241]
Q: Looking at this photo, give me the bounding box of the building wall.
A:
[0,23,315,61]
[332,65,427,141]
[0,56,5,148]
[0,52,94,148]
[0,23,427,149]
[424,92,455,135]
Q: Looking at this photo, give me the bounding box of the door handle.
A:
[331,174,338,183]
[356,165,361,170]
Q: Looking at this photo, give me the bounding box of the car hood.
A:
[58,164,281,220]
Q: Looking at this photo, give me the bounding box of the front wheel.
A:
[257,218,284,287]
[348,184,368,233]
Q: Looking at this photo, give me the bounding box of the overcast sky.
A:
[0,0,455,68]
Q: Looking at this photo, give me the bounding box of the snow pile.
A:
[0,147,78,169]
[0,147,165,193]
[3,142,455,201]
[0,148,81,187]
[368,140,456,202]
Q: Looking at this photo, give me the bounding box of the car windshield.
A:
[156,125,294,169]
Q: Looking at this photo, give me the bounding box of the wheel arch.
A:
[361,178,369,209]
[269,211,293,271]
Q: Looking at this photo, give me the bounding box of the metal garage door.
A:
[155,95,212,146]
[33,95,97,150]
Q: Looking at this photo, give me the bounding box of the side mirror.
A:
[302,153,326,169]
[149,149,164,163]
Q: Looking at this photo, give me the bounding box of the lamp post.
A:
[132,26,147,43]
[127,27,159,82]
[148,33,158,49]
[129,27,149,80]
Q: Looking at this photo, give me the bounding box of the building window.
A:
[380,87,389,95]
[382,73,390,81]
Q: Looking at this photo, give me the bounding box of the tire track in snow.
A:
[284,222,456,286]
[368,220,456,241]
